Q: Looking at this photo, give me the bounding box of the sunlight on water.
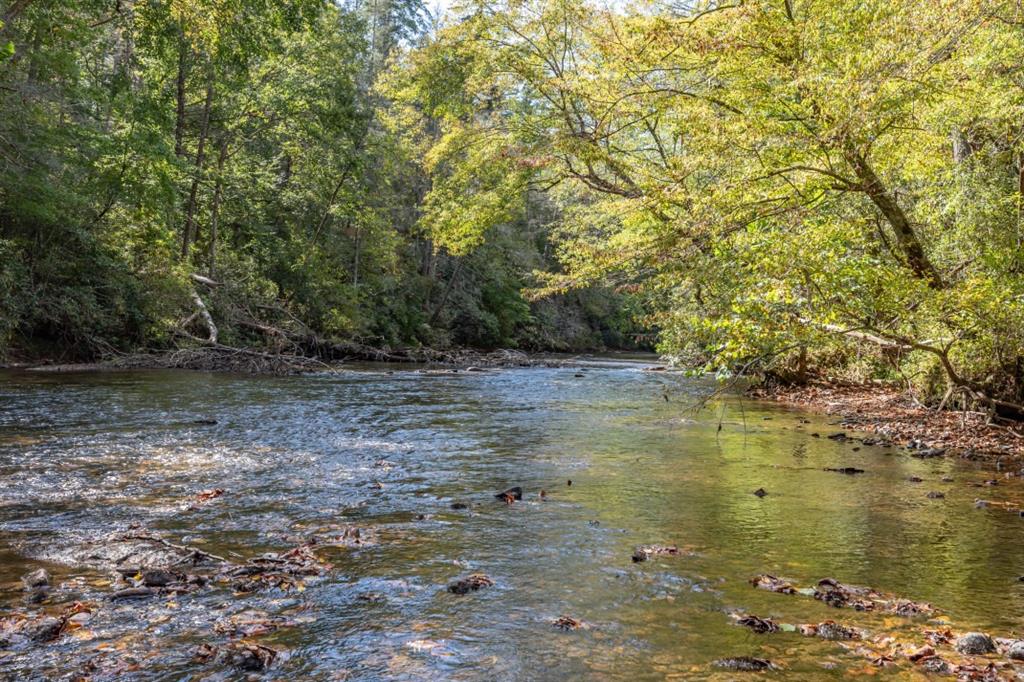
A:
[0,363,1022,679]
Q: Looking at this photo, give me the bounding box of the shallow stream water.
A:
[1,360,1023,680]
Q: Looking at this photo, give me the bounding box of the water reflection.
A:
[0,364,1021,679]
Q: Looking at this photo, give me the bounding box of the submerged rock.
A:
[955,632,995,655]
[824,467,865,474]
[24,617,63,643]
[495,486,523,501]
[450,502,469,510]
[21,568,49,590]
[196,642,279,671]
[712,656,775,671]
[552,615,585,631]
[632,545,680,562]
[749,574,796,594]
[735,615,779,634]
[809,620,859,641]
[140,569,179,587]
[752,488,767,497]
[447,573,494,594]
[926,491,945,499]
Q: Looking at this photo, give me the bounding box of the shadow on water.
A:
[0,361,1022,679]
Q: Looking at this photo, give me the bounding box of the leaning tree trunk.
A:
[181,76,213,260]
[843,145,943,289]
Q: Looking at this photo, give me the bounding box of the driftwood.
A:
[105,273,569,374]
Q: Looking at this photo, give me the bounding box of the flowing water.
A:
[0,360,1023,680]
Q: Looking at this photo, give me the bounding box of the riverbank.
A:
[0,346,581,374]
[750,382,1024,462]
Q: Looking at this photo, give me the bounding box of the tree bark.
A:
[207,136,228,277]
[181,76,213,260]
[174,34,189,159]
[843,145,943,288]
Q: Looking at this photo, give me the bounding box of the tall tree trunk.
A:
[352,226,361,287]
[843,145,943,288]
[174,34,189,159]
[207,136,228,277]
[428,258,463,327]
[181,76,213,261]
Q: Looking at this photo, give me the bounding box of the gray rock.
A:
[21,568,49,589]
[1006,640,1024,660]
[955,632,995,655]
[26,617,63,642]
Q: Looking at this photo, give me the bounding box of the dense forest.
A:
[2,0,1024,413]
[0,0,641,361]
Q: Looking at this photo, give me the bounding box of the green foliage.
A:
[386,0,1024,406]
[0,0,630,360]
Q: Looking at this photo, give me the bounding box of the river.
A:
[0,360,1022,679]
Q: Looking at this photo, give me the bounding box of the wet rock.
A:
[140,569,179,587]
[192,488,225,505]
[712,657,775,671]
[975,499,989,509]
[941,476,954,482]
[109,587,157,601]
[213,611,298,637]
[357,592,386,603]
[814,581,873,611]
[736,615,779,634]
[450,502,469,510]
[1006,640,1024,660]
[25,617,64,642]
[907,476,923,483]
[447,573,494,594]
[804,620,859,640]
[752,488,767,497]
[749,574,796,594]
[926,491,945,499]
[632,545,680,562]
[496,486,523,503]
[552,615,584,631]
[192,418,218,425]
[827,432,848,440]
[21,568,49,590]
[907,645,935,662]
[810,432,820,437]
[916,655,954,675]
[824,467,865,474]
[912,448,946,459]
[196,642,279,671]
[24,589,47,604]
[955,632,995,655]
